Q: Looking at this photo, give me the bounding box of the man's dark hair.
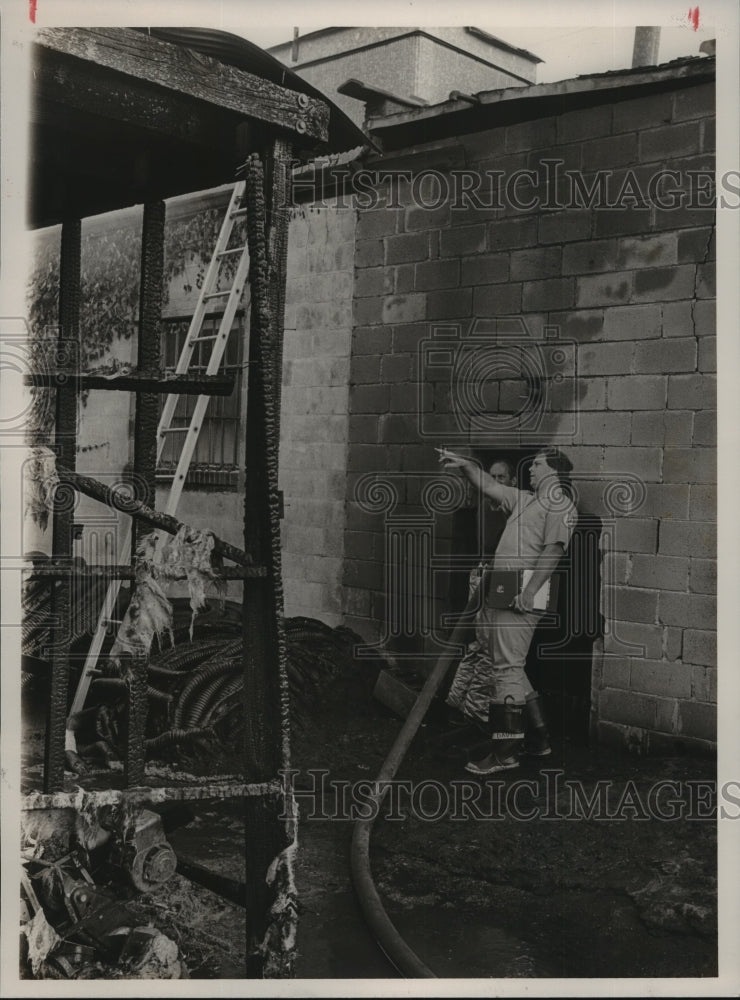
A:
[488,456,515,480]
[534,446,574,497]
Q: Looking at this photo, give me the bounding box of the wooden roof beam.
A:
[36,27,330,141]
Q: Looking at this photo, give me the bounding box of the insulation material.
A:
[259,792,299,976]
[24,909,62,976]
[109,526,219,674]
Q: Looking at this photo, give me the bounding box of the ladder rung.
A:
[203,291,233,300]
[217,246,248,256]
[189,334,220,343]
[230,208,247,217]
[159,426,189,434]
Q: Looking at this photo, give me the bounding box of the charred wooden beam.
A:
[25,371,236,396]
[44,220,81,794]
[27,563,267,580]
[36,28,329,141]
[58,468,254,568]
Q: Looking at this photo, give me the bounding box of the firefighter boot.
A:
[464,698,525,776]
[523,692,552,758]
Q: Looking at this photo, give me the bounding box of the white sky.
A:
[244,24,715,84]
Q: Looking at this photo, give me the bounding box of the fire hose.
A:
[350,587,480,978]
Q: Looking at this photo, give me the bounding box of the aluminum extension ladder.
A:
[67,181,251,724]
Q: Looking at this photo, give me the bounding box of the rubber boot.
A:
[522,693,551,758]
[464,698,524,776]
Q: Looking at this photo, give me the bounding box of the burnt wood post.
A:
[241,151,296,975]
[126,200,165,786]
[44,219,81,792]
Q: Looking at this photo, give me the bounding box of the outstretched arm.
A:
[437,448,506,505]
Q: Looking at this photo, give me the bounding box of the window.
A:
[157,313,245,488]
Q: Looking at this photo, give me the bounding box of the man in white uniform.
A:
[438,447,577,776]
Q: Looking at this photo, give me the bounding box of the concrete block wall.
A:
[344,78,716,749]
[279,202,357,624]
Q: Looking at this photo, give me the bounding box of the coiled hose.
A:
[350,588,479,978]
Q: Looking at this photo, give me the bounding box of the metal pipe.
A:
[632,27,661,68]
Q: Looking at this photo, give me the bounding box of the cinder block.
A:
[690,665,717,704]
[349,414,380,444]
[605,585,659,623]
[630,411,662,446]
[677,227,714,263]
[616,232,677,269]
[633,338,697,373]
[659,519,717,559]
[667,374,716,410]
[638,122,702,162]
[601,656,631,689]
[702,117,715,152]
[612,91,673,133]
[692,411,716,447]
[678,699,717,740]
[689,558,716,594]
[343,556,385,592]
[658,591,716,629]
[404,202,451,233]
[395,263,415,294]
[562,239,616,275]
[629,554,689,591]
[356,239,384,268]
[673,83,715,121]
[538,211,591,245]
[505,115,557,152]
[592,208,650,238]
[460,252,509,286]
[662,447,716,484]
[661,301,694,339]
[523,278,574,311]
[440,224,487,257]
[581,133,637,170]
[381,354,415,384]
[548,309,604,342]
[489,216,539,249]
[696,262,715,299]
[664,412,694,447]
[663,626,683,662]
[349,384,390,414]
[426,288,472,320]
[697,337,716,373]
[611,516,659,553]
[382,294,426,325]
[351,355,382,384]
[472,283,522,316]
[579,341,633,376]
[598,688,657,729]
[415,258,460,290]
[689,484,716,522]
[577,412,631,445]
[557,104,612,143]
[356,208,401,240]
[379,413,418,444]
[603,303,662,340]
[630,658,691,699]
[353,327,393,356]
[632,264,695,302]
[353,295,384,326]
[693,299,715,337]
[607,375,666,410]
[344,530,378,562]
[641,485,690,519]
[510,246,562,281]
[355,266,392,298]
[576,271,633,308]
[385,232,430,264]
[602,446,662,482]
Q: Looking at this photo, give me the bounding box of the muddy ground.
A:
[22,654,717,981]
[158,658,717,980]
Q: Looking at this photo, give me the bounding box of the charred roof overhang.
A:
[30,26,366,229]
[366,56,715,154]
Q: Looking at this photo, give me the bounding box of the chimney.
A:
[632,27,661,68]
